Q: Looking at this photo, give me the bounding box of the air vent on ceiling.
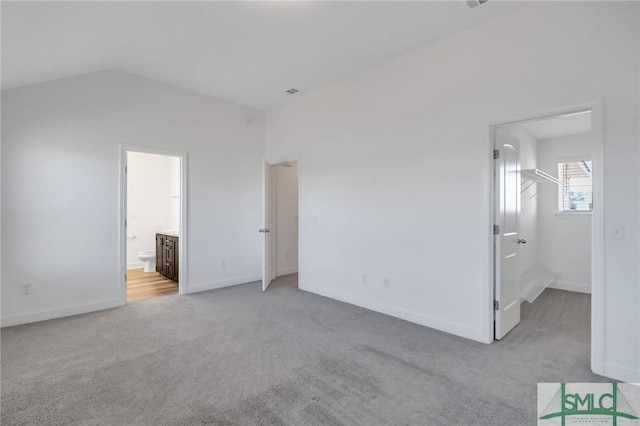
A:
[285,88,299,95]
[466,0,489,8]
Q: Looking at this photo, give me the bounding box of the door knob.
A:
[517,238,527,244]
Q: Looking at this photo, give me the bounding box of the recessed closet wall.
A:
[538,134,592,292]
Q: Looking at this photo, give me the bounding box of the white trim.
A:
[484,124,495,344]
[276,267,298,277]
[274,164,279,284]
[119,144,189,302]
[188,275,261,294]
[549,281,591,294]
[298,159,304,291]
[178,153,189,295]
[127,262,144,270]
[302,284,486,343]
[1,299,122,328]
[589,100,605,377]
[603,362,640,383]
[119,147,127,305]
[488,100,605,375]
[261,159,271,291]
[557,154,592,163]
[553,211,592,218]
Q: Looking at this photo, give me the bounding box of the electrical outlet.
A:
[285,252,289,260]
[220,260,226,268]
[383,277,390,288]
[21,284,32,295]
[362,274,368,284]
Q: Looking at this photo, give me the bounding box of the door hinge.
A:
[125,220,127,228]
[125,166,127,173]
[494,300,499,310]
[493,225,500,235]
[493,149,500,160]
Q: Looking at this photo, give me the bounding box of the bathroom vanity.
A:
[156,232,179,283]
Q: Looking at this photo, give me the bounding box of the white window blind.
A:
[558,160,592,212]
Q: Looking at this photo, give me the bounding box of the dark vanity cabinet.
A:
[156,233,179,283]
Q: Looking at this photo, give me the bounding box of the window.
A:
[558,160,592,212]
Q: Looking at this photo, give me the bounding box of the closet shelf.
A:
[520,168,559,193]
[520,169,560,185]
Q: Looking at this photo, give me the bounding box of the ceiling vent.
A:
[285,88,299,95]
[466,0,489,8]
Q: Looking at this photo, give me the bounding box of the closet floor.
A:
[127,268,178,302]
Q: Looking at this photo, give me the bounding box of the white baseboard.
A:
[548,280,591,294]
[1,298,122,328]
[127,262,144,270]
[276,267,298,277]
[301,283,486,343]
[603,362,640,382]
[187,274,261,294]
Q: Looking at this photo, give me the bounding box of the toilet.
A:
[138,250,156,272]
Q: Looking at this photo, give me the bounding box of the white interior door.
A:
[494,130,522,340]
[262,161,275,291]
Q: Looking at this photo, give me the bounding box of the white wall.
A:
[1,70,265,325]
[266,2,639,381]
[275,163,299,276]
[126,152,180,269]
[538,133,592,293]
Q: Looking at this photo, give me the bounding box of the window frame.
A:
[557,156,593,214]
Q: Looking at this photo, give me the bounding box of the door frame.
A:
[274,161,300,279]
[488,100,604,375]
[262,159,301,291]
[262,160,276,291]
[119,144,189,305]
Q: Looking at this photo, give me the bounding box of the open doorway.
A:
[120,146,187,303]
[262,161,299,292]
[491,107,601,353]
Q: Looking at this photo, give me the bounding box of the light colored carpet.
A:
[1,274,607,425]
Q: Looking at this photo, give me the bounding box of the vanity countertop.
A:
[158,230,179,237]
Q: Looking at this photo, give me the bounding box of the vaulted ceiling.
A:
[1,1,523,110]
